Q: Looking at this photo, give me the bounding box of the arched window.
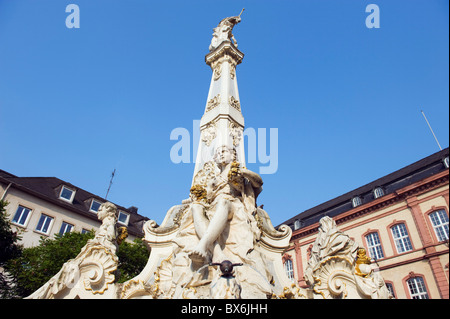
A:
[284,259,294,281]
[429,209,449,242]
[407,276,429,299]
[444,156,449,168]
[391,223,413,253]
[373,187,384,199]
[352,196,362,208]
[385,282,396,298]
[365,232,384,260]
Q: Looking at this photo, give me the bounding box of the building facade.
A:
[280,148,449,299]
[0,169,149,248]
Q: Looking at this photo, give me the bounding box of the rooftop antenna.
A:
[421,110,442,151]
[238,8,245,17]
[105,168,116,199]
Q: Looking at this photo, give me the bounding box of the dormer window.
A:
[59,186,76,203]
[373,187,384,199]
[118,211,130,225]
[444,157,449,169]
[89,199,102,213]
[352,196,362,208]
[294,220,300,230]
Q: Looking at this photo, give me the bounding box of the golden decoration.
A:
[228,96,241,111]
[227,161,240,179]
[116,226,128,245]
[206,94,221,112]
[227,161,244,188]
[355,248,372,278]
[190,184,207,202]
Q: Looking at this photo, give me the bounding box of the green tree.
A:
[0,200,23,299]
[116,237,150,283]
[5,230,149,298]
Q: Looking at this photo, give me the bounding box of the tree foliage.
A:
[116,238,150,283]
[0,200,23,299]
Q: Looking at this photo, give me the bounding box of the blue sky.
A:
[0,0,448,227]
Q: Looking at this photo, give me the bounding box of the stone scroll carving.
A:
[304,216,393,299]
[26,202,124,299]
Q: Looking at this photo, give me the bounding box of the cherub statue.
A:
[209,9,245,51]
[94,202,119,252]
[188,144,263,264]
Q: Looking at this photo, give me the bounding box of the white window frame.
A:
[284,259,294,281]
[407,277,429,299]
[365,232,384,260]
[35,213,54,235]
[444,156,449,168]
[117,211,130,225]
[385,283,395,298]
[429,210,449,242]
[89,199,102,213]
[59,186,76,203]
[352,196,362,208]
[59,221,74,235]
[373,187,384,199]
[391,223,413,253]
[11,205,32,227]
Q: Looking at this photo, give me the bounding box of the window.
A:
[352,196,362,208]
[89,199,102,213]
[59,222,73,235]
[365,232,384,260]
[373,187,384,199]
[12,205,31,226]
[429,210,449,242]
[407,277,429,299]
[391,223,413,253]
[35,214,54,234]
[385,283,396,298]
[294,220,300,230]
[444,157,449,169]
[81,229,91,234]
[284,259,294,281]
[59,186,75,202]
[118,211,130,225]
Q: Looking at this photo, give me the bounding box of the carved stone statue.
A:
[304,216,359,286]
[166,145,274,298]
[209,9,245,51]
[187,145,263,264]
[25,14,395,300]
[26,202,123,299]
[304,216,393,299]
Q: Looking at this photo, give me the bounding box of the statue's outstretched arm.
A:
[241,168,263,188]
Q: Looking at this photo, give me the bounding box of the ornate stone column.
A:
[192,38,246,185]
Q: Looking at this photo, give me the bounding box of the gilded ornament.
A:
[116,226,128,245]
[229,62,236,79]
[190,184,207,202]
[206,94,221,112]
[228,121,243,146]
[355,248,372,278]
[200,122,217,146]
[212,61,222,81]
[228,96,241,111]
